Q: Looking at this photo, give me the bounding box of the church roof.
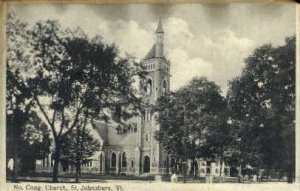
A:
[107,127,138,146]
[156,17,164,33]
[93,121,139,146]
[144,45,166,60]
[144,45,156,59]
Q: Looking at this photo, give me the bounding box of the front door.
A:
[143,156,150,173]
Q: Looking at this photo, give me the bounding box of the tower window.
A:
[142,111,146,121]
[128,124,132,133]
[146,134,149,141]
[132,123,138,132]
[146,79,152,95]
[162,79,168,93]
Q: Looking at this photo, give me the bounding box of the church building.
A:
[35,19,231,178]
[93,18,171,175]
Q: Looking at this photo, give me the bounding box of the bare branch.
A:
[58,108,65,137]
[61,104,84,139]
[34,94,58,140]
[51,109,57,127]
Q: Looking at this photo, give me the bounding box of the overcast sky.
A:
[11,3,295,94]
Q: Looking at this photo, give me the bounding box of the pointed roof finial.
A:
[156,17,164,33]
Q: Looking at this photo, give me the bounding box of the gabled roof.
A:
[93,121,139,147]
[144,45,156,60]
[107,127,138,146]
[144,45,166,60]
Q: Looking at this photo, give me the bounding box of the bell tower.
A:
[140,18,171,174]
[141,17,170,103]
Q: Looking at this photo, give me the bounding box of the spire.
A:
[144,17,165,60]
[156,17,164,33]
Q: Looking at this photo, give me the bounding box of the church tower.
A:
[140,18,171,174]
[141,17,170,102]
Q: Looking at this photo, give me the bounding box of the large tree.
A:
[27,20,142,182]
[6,11,36,182]
[18,111,51,174]
[227,36,295,182]
[155,77,231,178]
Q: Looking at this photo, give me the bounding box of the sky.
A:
[11,3,295,95]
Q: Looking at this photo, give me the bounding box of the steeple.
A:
[155,17,164,57]
[144,17,165,59]
[156,17,164,34]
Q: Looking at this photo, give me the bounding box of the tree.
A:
[27,20,142,182]
[155,77,231,179]
[60,127,100,174]
[6,11,35,182]
[227,36,295,182]
[18,111,51,173]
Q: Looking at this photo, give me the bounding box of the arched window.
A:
[116,125,122,134]
[162,79,168,93]
[131,160,134,168]
[142,111,146,121]
[132,123,138,133]
[127,125,132,133]
[111,152,117,168]
[122,152,127,167]
[50,154,54,167]
[146,79,152,95]
[100,153,103,171]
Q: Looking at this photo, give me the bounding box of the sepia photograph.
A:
[1,2,299,191]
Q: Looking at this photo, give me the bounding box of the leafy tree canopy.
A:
[155,77,230,165]
[227,36,295,177]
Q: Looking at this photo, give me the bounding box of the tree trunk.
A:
[75,125,80,183]
[266,167,270,180]
[287,165,293,183]
[219,158,223,178]
[11,112,20,183]
[52,141,61,183]
[75,161,80,183]
[76,115,87,182]
[12,134,18,182]
[181,157,187,183]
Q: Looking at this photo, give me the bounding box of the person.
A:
[171,173,178,183]
[253,174,257,182]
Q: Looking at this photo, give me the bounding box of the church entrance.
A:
[190,160,199,177]
[143,155,150,173]
[111,152,117,173]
